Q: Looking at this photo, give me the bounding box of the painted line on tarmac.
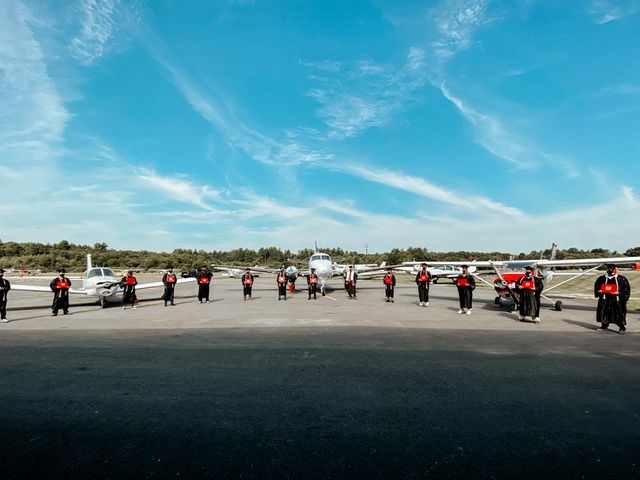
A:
[324,295,337,301]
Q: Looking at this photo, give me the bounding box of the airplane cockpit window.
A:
[87,268,103,278]
[321,255,330,261]
[311,255,320,261]
[102,268,116,277]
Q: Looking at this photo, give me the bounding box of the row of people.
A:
[0,265,631,333]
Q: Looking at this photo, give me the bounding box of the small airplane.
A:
[10,254,196,308]
[395,263,478,283]
[404,244,640,312]
[213,248,387,296]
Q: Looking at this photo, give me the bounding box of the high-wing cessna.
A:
[10,255,195,307]
[395,263,478,283]
[213,251,388,296]
[403,247,640,312]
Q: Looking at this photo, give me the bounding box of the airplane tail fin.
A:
[550,242,558,261]
[380,261,386,268]
[87,254,92,270]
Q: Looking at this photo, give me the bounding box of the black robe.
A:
[594,274,630,328]
[415,270,430,303]
[456,274,476,309]
[344,271,358,297]
[516,275,544,317]
[383,274,396,298]
[50,276,72,313]
[307,274,318,298]
[162,272,177,303]
[242,273,254,297]
[197,272,213,301]
[120,276,138,306]
[277,272,287,298]
[0,278,10,319]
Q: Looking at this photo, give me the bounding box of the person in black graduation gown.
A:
[0,269,10,322]
[594,264,631,334]
[277,266,288,301]
[162,267,177,306]
[242,268,254,301]
[344,265,358,299]
[383,269,396,302]
[456,265,476,315]
[415,263,430,307]
[307,268,318,300]
[515,266,544,323]
[120,270,138,309]
[50,268,71,316]
[197,266,213,303]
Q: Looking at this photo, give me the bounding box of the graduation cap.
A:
[0,268,5,273]
[461,264,469,268]
[606,263,617,269]
[525,266,534,272]
[58,268,66,273]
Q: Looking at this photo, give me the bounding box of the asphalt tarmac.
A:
[1,278,639,479]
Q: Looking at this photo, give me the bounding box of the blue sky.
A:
[1,0,639,253]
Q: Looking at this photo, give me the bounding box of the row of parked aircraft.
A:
[7,245,640,312]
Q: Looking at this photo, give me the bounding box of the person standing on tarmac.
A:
[456,265,476,315]
[345,265,358,299]
[594,264,631,334]
[515,266,543,323]
[50,268,71,316]
[0,269,10,323]
[242,268,254,301]
[162,267,177,306]
[277,266,288,301]
[307,268,319,300]
[415,263,430,307]
[383,269,396,303]
[120,270,138,309]
[197,266,213,304]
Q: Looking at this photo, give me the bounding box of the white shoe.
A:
[122,306,126,310]
[466,310,472,315]
[457,309,463,314]
[519,316,525,321]
[132,305,137,309]
[1,319,8,323]
[425,302,429,307]
[205,300,210,304]
[533,317,540,323]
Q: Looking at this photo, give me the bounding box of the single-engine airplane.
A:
[10,255,196,308]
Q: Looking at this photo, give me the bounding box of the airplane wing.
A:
[10,284,88,295]
[136,277,196,290]
[532,256,640,268]
[400,260,495,268]
[212,264,279,274]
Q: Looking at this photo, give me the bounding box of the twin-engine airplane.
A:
[10,255,195,307]
[213,251,389,296]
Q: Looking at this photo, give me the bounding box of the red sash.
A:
[278,275,286,284]
[125,277,136,285]
[419,274,429,282]
[243,277,253,285]
[521,280,535,290]
[457,277,469,287]
[309,277,318,285]
[199,277,210,285]
[56,280,69,289]
[601,283,618,294]
[384,276,393,285]
[166,274,176,283]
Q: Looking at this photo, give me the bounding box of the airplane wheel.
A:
[100,297,108,309]
[432,278,438,284]
[555,300,563,311]
[510,304,517,312]
[494,296,501,305]
[321,287,326,296]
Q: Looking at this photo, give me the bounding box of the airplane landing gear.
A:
[321,285,326,296]
[494,296,501,305]
[100,297,108,309]
[554,300,563,311]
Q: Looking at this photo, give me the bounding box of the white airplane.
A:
[395,263,477,283]
[10,254,195,308]
[213,251,387,296]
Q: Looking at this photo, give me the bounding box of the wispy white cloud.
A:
[439,84,580,177]
[429,0,490,60]
[337,162,523,217]
[0,1,70,167]
[588,0,639,24]
[305,47,427,139]
[298,59,342,72]
[137,170,224,211]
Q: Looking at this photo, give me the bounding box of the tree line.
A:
[1,240,638,273]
